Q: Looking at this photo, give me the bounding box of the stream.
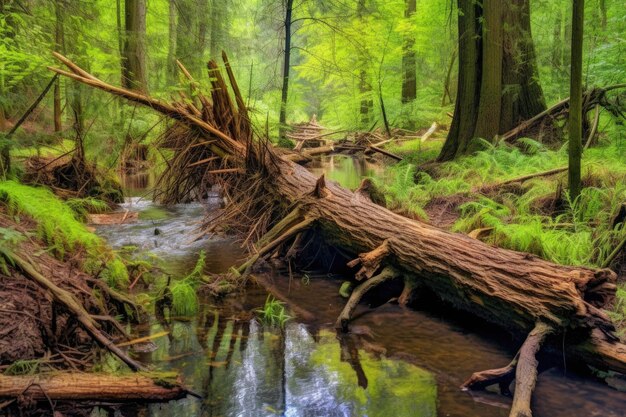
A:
[96,155,626,417]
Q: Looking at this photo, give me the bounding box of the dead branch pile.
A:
[287,115,329,152]
[22,152,123,203]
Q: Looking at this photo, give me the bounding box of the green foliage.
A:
[66,197,110,221]
[171,280,198,317]
[100,257,130,289]
[167,251,206,318]
[3,359,42,376]
[0,181,101,257]
[256,295,291,328]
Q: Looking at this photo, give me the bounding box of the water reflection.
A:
[147,316,436,417]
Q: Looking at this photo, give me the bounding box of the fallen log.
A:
[0,372,191,402]
[501,83,626,143]
[50,54,626,416]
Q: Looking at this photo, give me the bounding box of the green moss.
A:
[0,180,102,257]
[0,181,132,289]
[101,257,130,288]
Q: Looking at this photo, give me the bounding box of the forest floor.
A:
[368,135,626,337]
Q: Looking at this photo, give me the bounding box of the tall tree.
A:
[401,0,417,130]
[166,0,178,85]
[569,0,584,201]
[439,0,547,161]
[54,0,65,133]
[401,0,417,106]
[278,0,294,139]
[209,0,228,59]
[357,0,373,128]
[121,0,148,92]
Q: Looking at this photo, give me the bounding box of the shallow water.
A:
[95,158,626,417]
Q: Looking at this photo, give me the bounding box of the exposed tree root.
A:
[347,239,391,281]
[510,322,553,417]
[398,277,419,306]
[463,322,553,417]
[336,267,399,332]
[235,206,318,277]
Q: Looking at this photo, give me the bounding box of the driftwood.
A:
[0,373,191,402]
[50,54,626,417]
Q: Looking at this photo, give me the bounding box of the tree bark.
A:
[122,0,148,92]
[166,0,178,85]
[54,0,65,133]
[569,0,584,201]
[0,373,189,402]
[438,0,480,161]
[279,0,294,140]
[473,0,503,140]
[439,0,547,161]
[401,0,417,105]
[357,0,373,129]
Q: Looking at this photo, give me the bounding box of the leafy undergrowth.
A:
[375,137,626,336]
[0,180,129,288]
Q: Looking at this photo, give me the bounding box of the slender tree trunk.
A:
[599,0,607,30]
[209,0,226,59]
[198,0,209,58]
[54,0,65,133]
[0,0,16,175]
[569,0,584,201]
[167,0,178,85]
[122,0,148,93]
[279,0,293,140]
[473,0,503,140]
[438,0,481,161]
[401,0,417,106]
[357,0,373,128]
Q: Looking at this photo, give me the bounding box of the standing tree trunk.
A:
[279,0,294,140]
[0,0,16,175]
[473,0,503,140]
[599,0,607,30]
[401,0,417,129]
[569,0,584,201]
[166,0,177,85]
[122,0,148,93]
[357,0,373,129]
[209,0,227,59]
[438,0,481,161]
[54,0,65,133]
[198,0,209,58]
[439,0,547,161]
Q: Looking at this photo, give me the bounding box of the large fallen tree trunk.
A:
[0,373,191,402]
[49,54,626,416]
